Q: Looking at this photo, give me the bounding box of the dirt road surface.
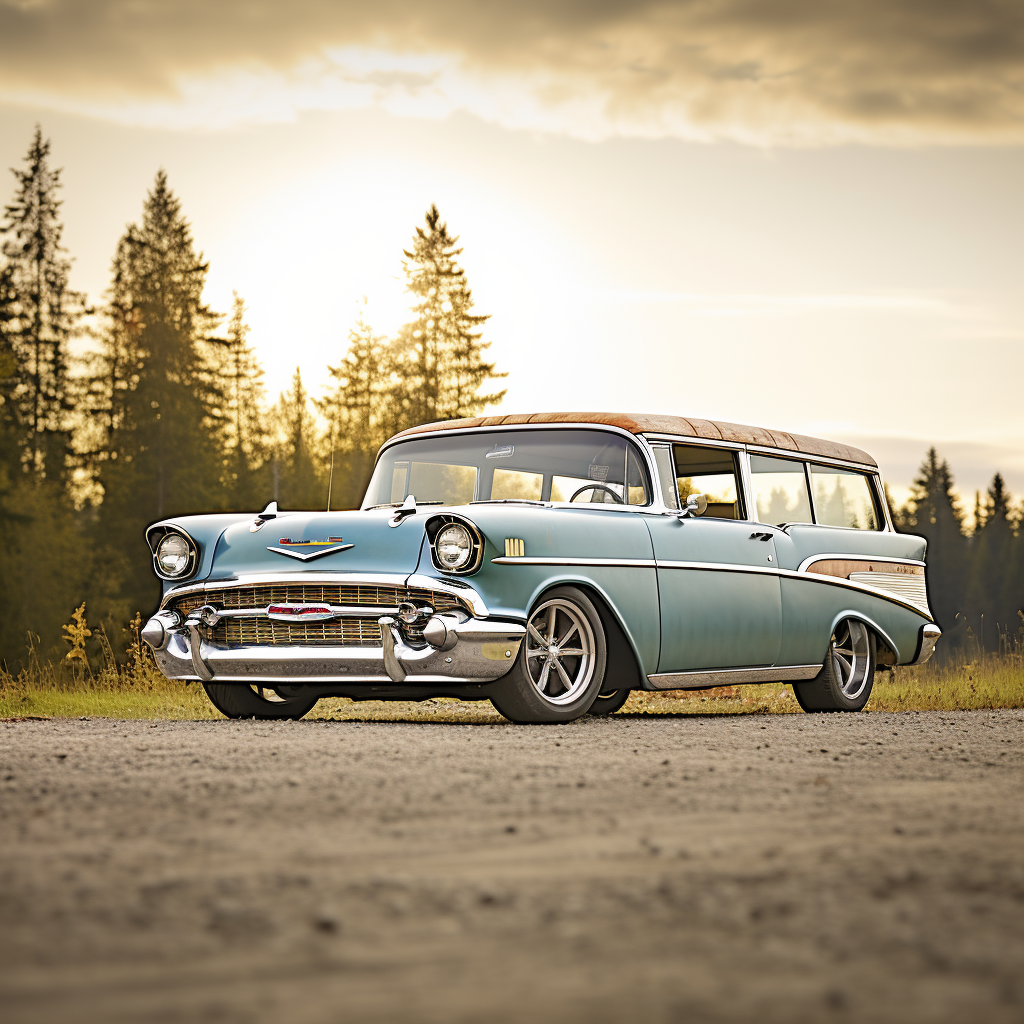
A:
[1,709,1022,1024]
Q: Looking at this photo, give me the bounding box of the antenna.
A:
[326,422,336,512]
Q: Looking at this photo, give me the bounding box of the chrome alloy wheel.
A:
[525,598,597,706]
[829,620,872,700]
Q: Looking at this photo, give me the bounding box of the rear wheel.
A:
[202,683,319,720]
[792,619,875,712]
[489,587,607,724]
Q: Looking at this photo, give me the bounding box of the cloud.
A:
[1,0,1023,143]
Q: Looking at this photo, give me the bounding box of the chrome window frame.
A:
[746,450,816,528]
[657,438,751,522]
[804,460,890,534]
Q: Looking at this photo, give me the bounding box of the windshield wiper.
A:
[470,499,551,506]
[367,499,444,511]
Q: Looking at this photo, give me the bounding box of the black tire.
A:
[792,619,876,713]
[202,682,319,721]
[489,587,608,724]
[587,689,631,716]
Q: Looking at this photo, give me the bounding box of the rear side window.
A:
[673,444,744,520]
[810,466,880,530]
[750,455,812,525]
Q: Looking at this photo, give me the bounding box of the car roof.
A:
[390,412,877,468]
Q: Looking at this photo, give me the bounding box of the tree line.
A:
[0,127,504,665]
[893,454,1024,657]
[0,127,1019,670]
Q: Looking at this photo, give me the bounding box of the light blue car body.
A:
[144,414,938,695]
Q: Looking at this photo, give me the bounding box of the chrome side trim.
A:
[490,556,658,568]
[648,664,821,690]
[910,623,942,666]
[798,553,925,573]
[656,559,780,576]
[488,554,932,619]
[656,560,934,620]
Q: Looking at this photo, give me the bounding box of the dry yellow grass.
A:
[2,651,1021,722]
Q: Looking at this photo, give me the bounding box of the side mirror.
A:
[680,493,708,517]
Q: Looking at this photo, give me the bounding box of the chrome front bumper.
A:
[145,610,525,685]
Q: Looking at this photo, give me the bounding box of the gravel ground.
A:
[1,709,1022,1024]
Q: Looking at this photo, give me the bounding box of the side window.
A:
[673,444,743,520]
[749,455,812,525]
[809,466,880,530]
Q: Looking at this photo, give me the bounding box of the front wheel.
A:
[489,587,607,724]
[792,619,875,712]
[203,683,319,720]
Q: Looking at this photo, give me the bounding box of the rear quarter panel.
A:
[774,525,930,665]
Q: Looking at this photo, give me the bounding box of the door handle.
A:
[749,532,773,541]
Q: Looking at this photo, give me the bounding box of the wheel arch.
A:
[826,609,901,665]
[525,577,646,693]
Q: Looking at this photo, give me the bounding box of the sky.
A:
[1,0,1022,511]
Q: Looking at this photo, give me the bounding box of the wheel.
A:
[489,587,607,723]
[792,619,876,712]
[202,683,319,720]
[587,688,631,716]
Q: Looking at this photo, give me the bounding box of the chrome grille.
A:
[167,583,469,648]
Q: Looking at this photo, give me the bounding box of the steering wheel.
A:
[569,483,624,504]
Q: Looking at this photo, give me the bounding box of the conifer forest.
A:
[0,127,1020,670]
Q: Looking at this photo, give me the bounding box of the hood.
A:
[209,508,428,579]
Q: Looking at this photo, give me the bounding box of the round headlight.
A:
[435,524,473,570]
[156,533,192,576]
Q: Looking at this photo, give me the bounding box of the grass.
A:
[2,650,1022,723]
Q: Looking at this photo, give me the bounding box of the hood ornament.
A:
[267,536,354,561]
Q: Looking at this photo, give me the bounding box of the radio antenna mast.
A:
[326,423,336,512]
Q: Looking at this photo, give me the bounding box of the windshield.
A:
[363,429,650,509]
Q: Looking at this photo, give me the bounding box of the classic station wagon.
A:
[142,413,940,723]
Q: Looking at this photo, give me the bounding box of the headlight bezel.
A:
[148,526,199,581]
[426,515,484,575]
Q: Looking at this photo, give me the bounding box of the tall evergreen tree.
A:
[966,472,1018,650]
[272,368,324,509]
[1,127,85,483]
[902,448,967,642]
[89,171,226,613]
[211,292,268,508]
[394,204,505,425]
[320,312,397,508]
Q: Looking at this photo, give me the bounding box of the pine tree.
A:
[320,311,397,508]
[1,127,85,483]
[394,204,505,426]
[272,368,324,509]
[88,171,226,614]
[210,292,268,508]
[966,472,1017,651]
[902,448,967,643]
